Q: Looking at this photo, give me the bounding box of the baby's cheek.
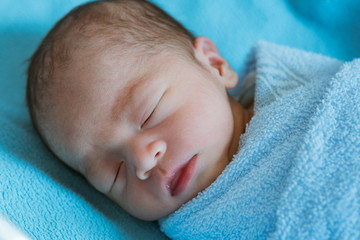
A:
[86,175,108,193]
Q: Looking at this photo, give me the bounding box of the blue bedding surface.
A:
[0,0,359,239]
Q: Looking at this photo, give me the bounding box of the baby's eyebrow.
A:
[110,77,144,122]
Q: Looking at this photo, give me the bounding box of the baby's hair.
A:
[26,0,195,144]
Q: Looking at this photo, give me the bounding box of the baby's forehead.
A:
[54,47,162,107]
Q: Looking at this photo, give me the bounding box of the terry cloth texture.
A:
[160,42,360,240]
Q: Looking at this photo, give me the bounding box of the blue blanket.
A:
[1,0,360,239]
[160,42,360,239]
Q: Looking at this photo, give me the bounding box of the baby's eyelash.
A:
[141,107,156,128]
[113,162,123,184]
[140,88,167,128]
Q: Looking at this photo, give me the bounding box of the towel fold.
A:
[160,42,360,239]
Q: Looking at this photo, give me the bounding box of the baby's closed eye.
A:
[141,106,156,128]
[141,89,168,129]
[110,161,124,192]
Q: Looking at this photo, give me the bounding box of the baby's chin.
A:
[131,189,202,221]
[127,204,179,221]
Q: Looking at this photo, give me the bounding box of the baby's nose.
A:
[135,140,167,180]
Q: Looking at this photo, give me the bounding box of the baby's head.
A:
[27,0,248,220]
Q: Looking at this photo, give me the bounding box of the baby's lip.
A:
[165,154,198,197]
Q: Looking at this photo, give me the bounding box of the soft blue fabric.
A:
[1,0,359,239]
[152,0,360,95]
[160,42,360,239]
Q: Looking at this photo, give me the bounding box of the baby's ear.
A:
[193,36,238,89]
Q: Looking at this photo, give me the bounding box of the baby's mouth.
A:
[166,154,198,197]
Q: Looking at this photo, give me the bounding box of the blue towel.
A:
[160,42,360,239]
[1,0,360,238]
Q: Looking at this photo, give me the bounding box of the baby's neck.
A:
[227,96,254,160]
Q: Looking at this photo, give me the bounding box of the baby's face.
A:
[45,41,245,220]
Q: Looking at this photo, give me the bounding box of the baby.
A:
[26,0,253,221]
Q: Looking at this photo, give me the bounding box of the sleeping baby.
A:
[26,0,360,239]
[26,0,253,221]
